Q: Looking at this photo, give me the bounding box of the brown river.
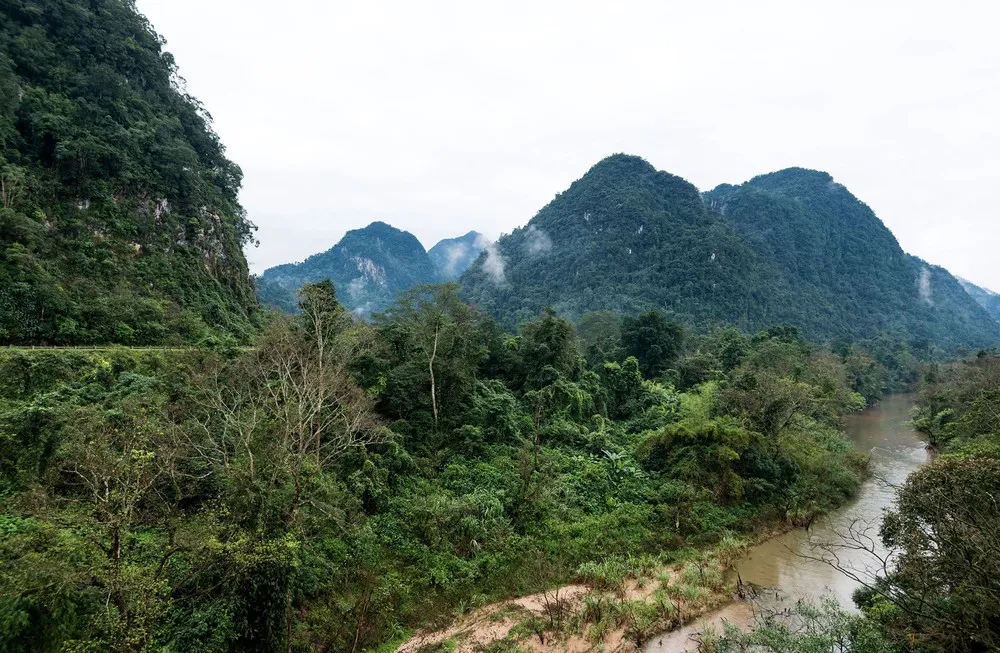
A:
[647,394,929,652]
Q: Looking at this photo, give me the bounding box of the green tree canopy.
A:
[621,308,684,378]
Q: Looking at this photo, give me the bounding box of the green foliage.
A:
[874,458,1000,651]
[518,307,581,389]
[862,358,1000,651]
[620,308,683,378]
[0,287,875,650]
[0,0,258,345]
[573,554,660,595]
[574,558,631,593]
[913,351,1000,448]
[715,599,899,653]
[576,310,623,367]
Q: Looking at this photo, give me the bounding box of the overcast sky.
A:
[138,0,1000,290]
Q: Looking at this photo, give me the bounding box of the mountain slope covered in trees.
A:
[706,168,1000,350]
[0,0,258,345]
[460,155,1000,350]
[460,154,777,330]
[259,221,437,314]
[428,230,488,280]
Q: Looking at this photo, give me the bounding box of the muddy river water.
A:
[647,394,929,652]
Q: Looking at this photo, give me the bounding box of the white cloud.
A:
[524,225,552,257]
[482,243,506,284]
[918,267,934,305]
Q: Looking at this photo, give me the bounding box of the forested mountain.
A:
[2,5,996,651]
[957,276,1000,322]
[259,221,436,314]
[461,154,774,329]
[0,0,258,345]
[428,230,488,280]
[460,155,1000,350]
[706,168,1000,349]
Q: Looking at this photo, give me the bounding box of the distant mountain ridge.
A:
[259,221,436,315]
[257,155,998,351]
[258,223,488,314]
[958,277,1000,323]
[428,231,488,280]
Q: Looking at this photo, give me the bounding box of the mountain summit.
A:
[259,221,436,315]
[706,168,1000,346]
[460,154,780,329]
[460,155,1000,349]
[428,231,488,280]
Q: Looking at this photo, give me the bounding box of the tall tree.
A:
[620,309,683,378]
[870,458,1000,651]
[519,307,580,389]
[375,283,486,432]
[197,282,383,528]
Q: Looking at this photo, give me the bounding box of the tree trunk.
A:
[429,328,439,430]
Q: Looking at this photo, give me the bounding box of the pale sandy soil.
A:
[396,569,743,653]
[396,585,591,653]
[643,602,755,653]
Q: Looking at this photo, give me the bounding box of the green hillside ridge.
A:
[0,0,258,346]
[705,167,1000,348]
[459,155,1000,350]
[259,221,436,315]
[428,230,488,280]
[460,154,775,329]
[957,276,1000,322]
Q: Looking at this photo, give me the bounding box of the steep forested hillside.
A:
[460,155,1000,351]
[706,169,1000,349]
[428,230,487,280]
[958,277,1000,322]
[460,154,777,330]
[259,221,436,314]
[0,0,258,345]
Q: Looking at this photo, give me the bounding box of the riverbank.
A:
[647,394,928,652]
[396,544,746,653]
[394,517,829,653]
[395,395,928,653]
